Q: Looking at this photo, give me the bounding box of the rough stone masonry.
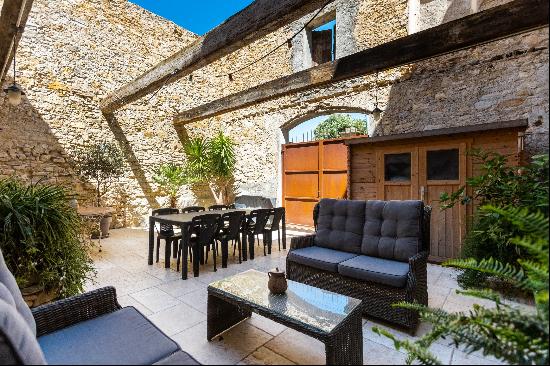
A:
[0,0,548,227]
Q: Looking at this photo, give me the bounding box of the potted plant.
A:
[184,131,237,205]
[76,142,125,237]
[0,179,95,306]
[152,163,188,208]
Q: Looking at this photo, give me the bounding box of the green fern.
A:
[444,257,529,290]
[374,205,549,365]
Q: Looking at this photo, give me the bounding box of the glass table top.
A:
[208,270,362,334]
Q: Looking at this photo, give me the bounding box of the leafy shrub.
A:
[76,142,125,206]
[0,179,94,298]
[313,114,367,140]
[441,152,549,289]
[374,205,549,365]
[441,151,548,210]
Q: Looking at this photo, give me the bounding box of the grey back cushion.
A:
[0,250,46,364]
[315,199,366,254]
[0,250,36,335]
[234,195,274,209]
[0,301,46,364]
[362,200,424,262]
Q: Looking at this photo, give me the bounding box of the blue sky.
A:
[130,0,255,35]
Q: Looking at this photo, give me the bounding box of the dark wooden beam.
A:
[174,0,549,125]
[100,0,336,113]
[0,0,34,83]
[345,119,529,145]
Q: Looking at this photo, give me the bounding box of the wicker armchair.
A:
[1,246,200,365]
[287,199,431,331]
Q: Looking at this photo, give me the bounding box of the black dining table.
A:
[148,209,287,280]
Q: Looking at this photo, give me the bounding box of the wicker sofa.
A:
[287,199,431,330]
[0,250,199,365]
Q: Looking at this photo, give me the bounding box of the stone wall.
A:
[0,0,200,225]
[0,0,547,227]
[378,28,549,154]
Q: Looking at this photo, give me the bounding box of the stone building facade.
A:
[0,0,548,227]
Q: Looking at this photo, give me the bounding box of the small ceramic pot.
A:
[268,268,288,295]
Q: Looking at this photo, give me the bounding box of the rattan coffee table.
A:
[207,270,363,365]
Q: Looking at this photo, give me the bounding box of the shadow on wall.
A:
[102,112,160,210]
[0,82,95,200]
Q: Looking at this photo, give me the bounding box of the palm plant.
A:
[0,179,95,299]
[184,137,211,183]
[374,205,549,365]
[208,131,237,204]
[183,132,237,205]
[152,163,188,208]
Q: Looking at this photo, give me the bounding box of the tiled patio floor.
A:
[85,228,506,365]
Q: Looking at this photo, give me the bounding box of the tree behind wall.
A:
[313,114,367,140]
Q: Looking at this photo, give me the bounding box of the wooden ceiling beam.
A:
[99,0,336,113]
[0,0,34,83]
[174,0,549,125]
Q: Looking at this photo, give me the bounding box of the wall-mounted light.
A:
[3,34,25,106]
[4,84,25,106]
[372,106,383,121]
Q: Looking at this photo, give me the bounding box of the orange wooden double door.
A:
[375,143,467,262]
[282,139,348,226]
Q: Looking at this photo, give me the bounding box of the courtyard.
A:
[86,228,511,365]
[0,0,548,365]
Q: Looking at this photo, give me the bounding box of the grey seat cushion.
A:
[315,199,366,254]
[362,200,424,262]
[38,307,185,365]
[154,351,200,365]
[288,247,358,272]
[338,255,410,288]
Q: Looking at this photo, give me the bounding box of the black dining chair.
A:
[241,209,271,260]
[262,207,285,254]
[182,206,205,213]
[208,205,231,211]
[152,208,181,268]
[216,211,246,267]
[179,214,221,273]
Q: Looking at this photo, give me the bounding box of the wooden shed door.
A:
[419,144,467,262]
[376,144,466,262]
[376,148,419,201]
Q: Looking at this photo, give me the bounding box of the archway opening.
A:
[282,110,374,144]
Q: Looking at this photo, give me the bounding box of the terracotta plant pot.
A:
[91,215,113,239]
[21,285,58,308]
[100,215,113,238]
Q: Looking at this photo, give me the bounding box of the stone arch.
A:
[280,105,372,142]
